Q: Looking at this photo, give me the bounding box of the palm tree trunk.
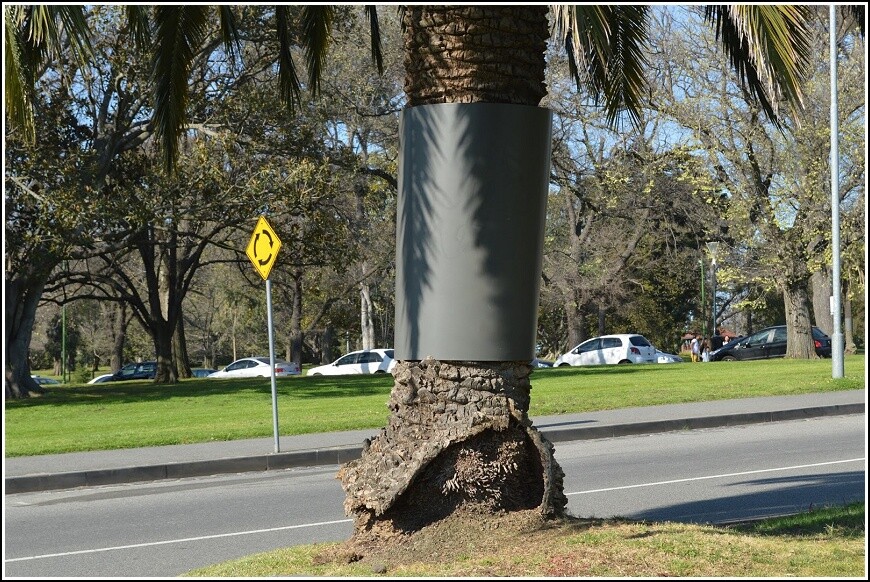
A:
[339,6,566,538]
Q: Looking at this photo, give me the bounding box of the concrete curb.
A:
[5,402,864,495]
[541,402,866,442]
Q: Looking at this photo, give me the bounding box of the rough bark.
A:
[843,278,856,354]
[173,316,191,378]
[111,301,127,373]
[339,359,567,539]
[288,268,304,367]
[360,281,375,350]
[5,272,51,398]
[564,296,587,350]
[401,6,548,107]
[811,267,834,335]
[782,281,817,359]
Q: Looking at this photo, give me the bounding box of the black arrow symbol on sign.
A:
[254,230,274,266]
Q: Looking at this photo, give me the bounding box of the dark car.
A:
[111,361,157,381]
[709,326,831,361]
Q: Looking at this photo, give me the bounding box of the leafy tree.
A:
[4,89,94,397]
[649,6,865,357]
[542,67,723,352]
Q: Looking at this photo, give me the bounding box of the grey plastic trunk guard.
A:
[395,102,552,361]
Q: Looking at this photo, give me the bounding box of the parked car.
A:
[31,375,61,385]
[208,357,300,379]
[710,325,831,361]
[111,361,157,381]
[191,368,218,378]
[553,334,657,366]
[531,358,553,368]
[307,349,396,376]
[87,373,115,384]
[654,350,684,364]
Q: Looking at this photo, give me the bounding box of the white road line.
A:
[566,458,865,495]
[5,518,352,563]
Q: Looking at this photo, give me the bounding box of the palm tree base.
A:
[338,359,567,538]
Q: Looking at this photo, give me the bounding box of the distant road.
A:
[4,414,864,578]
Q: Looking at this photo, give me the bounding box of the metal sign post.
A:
[246,215,283,453]
[265,278,280,453]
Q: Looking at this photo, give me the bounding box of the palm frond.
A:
[4,5,92,142]
[365,5,384,75]
[54,5,92,65]
[552,5,650,128]
[124,5,152,52]
[704,5,811,127]
[300,5,333,96]
[217,5,241,64]
[5,6,34,140]
[845,5,865,37]
[599,6,649,128]
[275,6,302,113]
[151,6,210,170]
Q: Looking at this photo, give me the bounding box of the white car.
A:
[553,334,656,366]
[208,357,300,379]
[307,349,396,376]
[87,373,115,384]
[655,349,684,364]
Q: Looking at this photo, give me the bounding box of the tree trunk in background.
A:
[173,315,191,378]
[782,281,817,359]
[360,280,375,350]
[564,296,586,350]
[322,325,335,364]
[153,319,177,383]
[562,183,588,351]
[843,278,856,354]
[5,273,49,398]
[597,305,607,337]
[111,302,127,373]
[289,268,304,367]
[811,267,834,335]
[339,6,566,540]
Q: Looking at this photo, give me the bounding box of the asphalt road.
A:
[4,414,865,578]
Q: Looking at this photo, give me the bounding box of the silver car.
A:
[554,334,657,366]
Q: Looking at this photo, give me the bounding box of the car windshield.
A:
[385,350,394,359]
[629,335,651,347]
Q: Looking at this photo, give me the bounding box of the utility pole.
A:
[706,241,720,338]
[61,303,67,383]
[829,5,844,378]
[699,259,706,337]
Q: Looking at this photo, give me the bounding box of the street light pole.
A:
[706,242,720,338]
[829,5,844,378]
[61,303,67,383]
[698,259,706,337]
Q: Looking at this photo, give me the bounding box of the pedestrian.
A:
[690,334,700,363]
[702,337,711,362]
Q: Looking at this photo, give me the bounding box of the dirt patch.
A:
[313,507,601,574]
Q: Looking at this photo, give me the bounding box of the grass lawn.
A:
[6,355,864,457]
[183,502,866,577]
